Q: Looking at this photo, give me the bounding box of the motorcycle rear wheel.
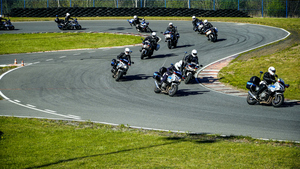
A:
[168,84,178,97]
[246,93,257,105]
[271,94,284,107]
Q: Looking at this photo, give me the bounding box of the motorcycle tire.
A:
[146,27,152,33]
[154,86,161,93]
[246,93,257,105]
[271,94,284,107]
[9,26,14,30]
[75,25,81,30]
[140,52,145,60]
[184,73,193,84]
[168,84,178,97]
[167,41,172,49]
[115,71,123,81]
[211,35,217,42]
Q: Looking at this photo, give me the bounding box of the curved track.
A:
[0,20,299,141]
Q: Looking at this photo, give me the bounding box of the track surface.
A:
[0,20,299,141]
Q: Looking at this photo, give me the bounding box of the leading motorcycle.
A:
[127,18,152,33]
[111,58,134,81]
[153,67,182,97]
[246,71,289,107]
[55,15,81,30]
[204,27,218,42]
[0,18,14,30]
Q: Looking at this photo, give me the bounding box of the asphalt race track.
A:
[0,20,299,142]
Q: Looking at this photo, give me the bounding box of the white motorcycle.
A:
[205,27,218,42]
[111,58,133,81]
[246,71,289,107]
[153,68,182,97]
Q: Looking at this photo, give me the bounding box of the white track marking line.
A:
[46,59,53,61]
[59,56,66,58]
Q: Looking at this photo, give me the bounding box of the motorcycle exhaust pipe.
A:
[248,91,258,100]
[154,81,160,89]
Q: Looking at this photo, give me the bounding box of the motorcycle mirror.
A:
[275,74,278,78]
[286,84,290,88]
[160,32,163,34]
[200,65,203,67]
[260,71,263,74]
[132,62,135,64]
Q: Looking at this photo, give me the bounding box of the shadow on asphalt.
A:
[117,74,152,81]
[174,89,210,97]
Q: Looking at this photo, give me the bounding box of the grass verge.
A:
[0,32,142,55]
[0,116,299,168]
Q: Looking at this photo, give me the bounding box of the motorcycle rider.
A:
[64,13,74,25]
[203,19,213,32]
[144,32,159,53]
[132,15,142,30]
[192,16,201,31]
[255,66,277,99]
[165,22,179,41]
[0,15,7,26]
[182,49,199,75]
[111,48,132,73]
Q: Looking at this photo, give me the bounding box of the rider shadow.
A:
[274,101,299,108]
[149,53,177,59]
[175,44,195,48]
[174,89,210,97]
[117,74,152,82]
[108,27,126,31]
[215,38,227,42]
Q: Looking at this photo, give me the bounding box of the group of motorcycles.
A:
[194,21,218,42]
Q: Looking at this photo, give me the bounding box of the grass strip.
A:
[0,32,142,55]
[0,116,299,168]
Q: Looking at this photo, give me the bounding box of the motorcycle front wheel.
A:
[115,71,123,81]
[246,93,257,105]
[272,94,284,107]
[75,25,81,30]
[167,41,172,49]
[168,84,178,97]
[146,27,152,33]
[140,51,145,59]
[184,73,193,84]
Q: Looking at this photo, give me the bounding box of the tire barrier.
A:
[9,7,250,17]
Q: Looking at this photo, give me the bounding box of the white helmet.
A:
[203,20,208,24]
[66,13,70,16]
[192,16,196,19]
[169,22,173,26]
[134,15,137,19]
[174,60,183,71]
[124,48,131,55]
[152,32,156,37]
[191,49,197,57]
[0,15,2,18]
[268,66,276,75]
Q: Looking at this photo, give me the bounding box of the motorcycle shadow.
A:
[258,101,299,108]
[215,38,227,42]
[148,53,177,59]
[173,89,210,97]
[116,74,152,82]
[175,44,194,48]
[108,27,126,31]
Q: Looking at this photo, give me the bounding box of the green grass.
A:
[0,33,142,55]
[0,116,299,168]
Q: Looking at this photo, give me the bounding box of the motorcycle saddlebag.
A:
[155,44,160,51]
[246,76,260,90]
[153,72,161,81]
[111,59,117,66]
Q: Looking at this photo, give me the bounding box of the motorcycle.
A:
[153,67,182,97]
[163,30,180,49]
[195,21,204,34]
[246,71,289,107]
[0,18,15,30]
[204,27,218,42]
[183,62,202,84]
[140,38,160,59]
[55,15,81,30]
[111,58,134,81]
[127,18,152,33]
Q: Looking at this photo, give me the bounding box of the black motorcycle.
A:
[111,58,134,81]
[0,18,14,30]
[55,15,81,30]
[246,71,289,107]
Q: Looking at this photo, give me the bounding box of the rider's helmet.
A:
[203,20,208,25]
[0,15,2,18]
[124,48,131,55]
[174,60,183,71]
[169,22,173,27]
[268,66,276,76]
[152,32,157,38]
[191,49,197,57]
[192,16,196,20]
[134,15,137,19]
[66,13,70,16]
